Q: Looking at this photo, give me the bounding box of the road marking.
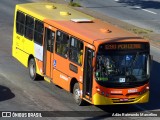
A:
[142,9,157,14]
[135,6,157,14]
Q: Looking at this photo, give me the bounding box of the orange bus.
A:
[12,3,151,105]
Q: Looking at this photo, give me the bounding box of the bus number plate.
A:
[120,98,128,102]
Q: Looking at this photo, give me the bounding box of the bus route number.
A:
[105,44,116,50]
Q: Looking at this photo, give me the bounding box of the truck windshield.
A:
[95,43,150,88]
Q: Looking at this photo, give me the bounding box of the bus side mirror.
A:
[150,55,153,71]
[92,52,95,57]
[147,55,153,76]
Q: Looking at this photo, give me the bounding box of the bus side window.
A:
[34,20,44,45]
[69,37,83,65]
[16,11,25,35]
[24,15,34,40]
[56,31,69,58]
[78,43,83,65]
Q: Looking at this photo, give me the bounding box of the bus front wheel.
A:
[29,58,38,80]
[73,83,84,106]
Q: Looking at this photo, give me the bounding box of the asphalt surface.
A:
[0,0,160,119]
[62,0,160,46]
[76,0,160,34]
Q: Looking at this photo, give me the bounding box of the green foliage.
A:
[69,2,81,7]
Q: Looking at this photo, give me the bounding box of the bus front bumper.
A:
[93,91,149,105]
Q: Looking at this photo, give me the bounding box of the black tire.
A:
[73,83,85,106]
[28,58,38,81]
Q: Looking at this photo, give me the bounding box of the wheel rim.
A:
[74,88,80,103]
[30,62,35,77]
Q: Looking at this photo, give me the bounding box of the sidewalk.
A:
[45,0,160,48]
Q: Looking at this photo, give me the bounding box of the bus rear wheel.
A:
[73,83,84,106]
[29,58,38,80]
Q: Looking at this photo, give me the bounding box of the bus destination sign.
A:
[105,43,143,50]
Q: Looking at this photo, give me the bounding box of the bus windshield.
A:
[95,43,150,88]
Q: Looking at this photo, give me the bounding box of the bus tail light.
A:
[146,86,149,90]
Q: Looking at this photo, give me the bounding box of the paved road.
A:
[0,0,159,119]
[77,0,160,33]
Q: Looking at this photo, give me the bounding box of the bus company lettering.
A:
[60,74,68,81]
[110,91,122,94]
[128,89,138,93]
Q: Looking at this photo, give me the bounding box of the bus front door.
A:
[83,47,93,100]
[43,28,55,78]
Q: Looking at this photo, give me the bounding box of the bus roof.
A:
[45,19,148,44]
[16,3,94,21]
[16,3,149,44]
